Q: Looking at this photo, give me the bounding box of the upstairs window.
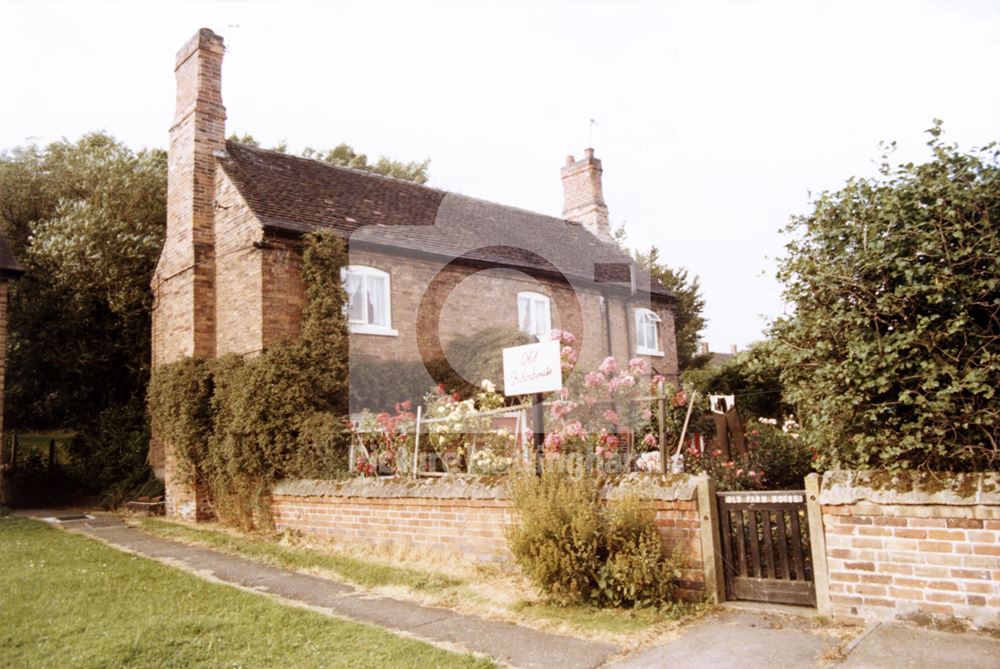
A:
[635,308,663,355]
[517,291,552,340]
[341,266,396,335]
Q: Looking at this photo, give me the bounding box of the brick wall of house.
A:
[251,244,679,387]
[271,475,706,599]
[817,471,999,631]
[214,169,265,356]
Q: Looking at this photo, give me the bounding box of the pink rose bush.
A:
[539,331,666,470]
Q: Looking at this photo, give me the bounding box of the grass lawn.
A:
[0,518,494,669]
[137,517,708,642]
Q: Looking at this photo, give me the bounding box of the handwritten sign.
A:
[502,340,563,396]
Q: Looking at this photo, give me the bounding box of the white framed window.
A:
[517,291,552,340]
[635,308,663,356]
[341,265,397,336]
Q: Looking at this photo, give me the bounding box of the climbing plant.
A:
[147,231,350,529]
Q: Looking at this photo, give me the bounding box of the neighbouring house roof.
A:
[0,234,23,279]
[217,142,672,301]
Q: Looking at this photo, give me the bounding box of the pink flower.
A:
[544,433,563,453]
[641,408,653,421]
[673,391,688,407]
[561,346,578,362]
[642,433,657,448]
[599,356,618,376]
[599,433,620,451]
[615,372,636,389]
[566,421,585,438]
[603,409,620,425]
[628,357,648,374]
[652,374,666,386]
[584,371,606,388]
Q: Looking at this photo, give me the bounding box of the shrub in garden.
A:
[683,416,812,490]
[506,472,680,608]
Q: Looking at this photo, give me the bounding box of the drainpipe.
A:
[624,265,636,360]
[600,292,613,357]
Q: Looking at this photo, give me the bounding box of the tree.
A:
[634,246,708,371]
[0,132,166,431]
[774,122,999,471]
[229,134,430,184]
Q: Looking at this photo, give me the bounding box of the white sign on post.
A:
[502,340,563,396]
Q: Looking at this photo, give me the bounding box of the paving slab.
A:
[839,622,1000,669]
[51,514,619,669]
[607,609,837,669]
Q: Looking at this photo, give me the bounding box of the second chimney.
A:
[561,148,611,240]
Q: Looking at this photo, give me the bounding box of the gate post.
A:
[696,476,725,603]
[805,473,831,616]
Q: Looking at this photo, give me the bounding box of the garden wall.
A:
[816,471,1000,631]
[271,474,711,601]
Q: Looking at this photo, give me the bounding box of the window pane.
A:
[535,298,551,338]
[518,295,532,332]
[345,271,365,322]
[368,275,387,326]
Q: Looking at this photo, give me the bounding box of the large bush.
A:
[506,473,679,608]
[775,124,999,471]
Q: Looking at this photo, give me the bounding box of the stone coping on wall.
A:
[273,473,701,502]
[818,469,1000,506]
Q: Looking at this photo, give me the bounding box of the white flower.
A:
[480,379,496,393]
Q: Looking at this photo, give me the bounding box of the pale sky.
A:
[2,0,998,350]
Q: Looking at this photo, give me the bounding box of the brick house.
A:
[153,28,679,517]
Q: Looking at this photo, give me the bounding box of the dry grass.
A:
[134,515,708,644]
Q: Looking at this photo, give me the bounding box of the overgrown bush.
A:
[147,231,351,529]
[506,473,680,608]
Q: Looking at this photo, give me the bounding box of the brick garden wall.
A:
[271,474,707,600]
[817,471,999,631]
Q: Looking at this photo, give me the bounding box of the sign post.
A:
[502,339,563,476]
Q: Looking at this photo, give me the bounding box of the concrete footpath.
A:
[28,512,1000,669]
[607,607,1000,669]
[44,513,618,669]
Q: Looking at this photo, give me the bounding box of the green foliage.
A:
[682,339,789,421]
[66,396,154,505]
[774,122,999,471]
[229,134,430,184]
[1,132,166,432]
[635,247,708,371]
[506,473,680,608]
[147,232,351,529]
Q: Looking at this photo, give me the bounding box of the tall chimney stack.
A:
[152,28,225,519]
[561,148,611,240]
[155,28,226,365]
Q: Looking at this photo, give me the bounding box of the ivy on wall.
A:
[148,231,350,529]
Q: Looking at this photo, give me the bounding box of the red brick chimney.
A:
[561,148,611,240]
[151,28,225,518]
[154,28,226,366]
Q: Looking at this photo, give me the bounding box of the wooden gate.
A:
[717,490,816,606]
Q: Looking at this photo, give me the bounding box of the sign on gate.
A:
[717,489,816,607]
[502,340,562,396]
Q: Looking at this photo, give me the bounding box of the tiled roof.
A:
[218,142,671,299]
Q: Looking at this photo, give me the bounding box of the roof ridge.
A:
[226,140,605,241]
